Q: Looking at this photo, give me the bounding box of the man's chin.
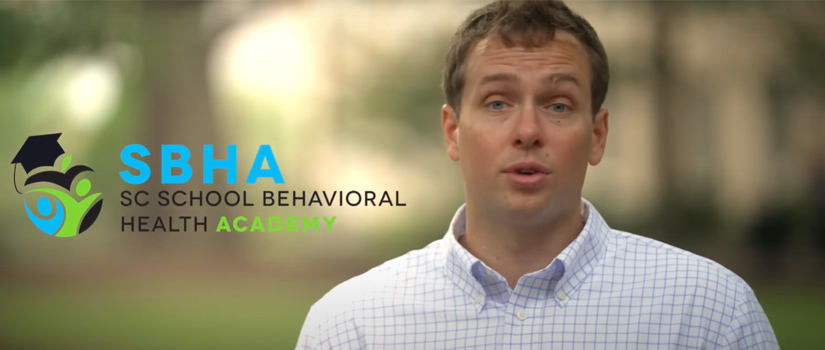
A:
[502,199,553,220]
[501,196,578,223]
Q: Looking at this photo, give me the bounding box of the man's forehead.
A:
[473,30,582,53]
[478,72,581,87]
[465,31,589,82]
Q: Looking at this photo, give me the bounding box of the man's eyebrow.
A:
[542,73,581,87]
[479,73,518,86]
[478,73,582,88]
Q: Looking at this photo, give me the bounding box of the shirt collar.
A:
[441,206,488,309]
[441,199,610,305]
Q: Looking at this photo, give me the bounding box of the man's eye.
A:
[488,101,506,110]
[550,103,568,113]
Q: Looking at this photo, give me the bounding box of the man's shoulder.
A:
[600,229,777,347]
[605,228,755,301]
[304,237,446,321]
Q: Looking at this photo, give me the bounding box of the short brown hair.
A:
[443,0,609,115]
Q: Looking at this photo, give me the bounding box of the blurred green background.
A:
[1,1,824,348]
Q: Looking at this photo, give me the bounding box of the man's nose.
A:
[513,105,542,149]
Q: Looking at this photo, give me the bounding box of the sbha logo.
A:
[11,133,103,237]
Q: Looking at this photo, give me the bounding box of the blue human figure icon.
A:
[24,196,66,235]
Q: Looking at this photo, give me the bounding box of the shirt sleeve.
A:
[716,285,779,349]
[295,306,319,350]
[295,300,366,350]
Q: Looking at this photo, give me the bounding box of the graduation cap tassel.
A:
[13,163,22,194]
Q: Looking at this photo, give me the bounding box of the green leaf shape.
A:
[61,154,72,172]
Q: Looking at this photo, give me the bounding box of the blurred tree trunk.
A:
[134,1,239,254]
[651,1,679,235]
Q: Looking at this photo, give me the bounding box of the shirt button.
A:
[473,294,484,304]
[516,310,529,321]
[557,290,568,302]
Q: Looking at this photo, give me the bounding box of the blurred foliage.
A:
[346,37,448,142]
[0,2,125,68]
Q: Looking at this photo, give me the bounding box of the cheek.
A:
[458,125,500,176]
[462,122,503,152]
[548,126,592,169]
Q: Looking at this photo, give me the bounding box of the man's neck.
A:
[460,201,585,289]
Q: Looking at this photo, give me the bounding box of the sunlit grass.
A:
[1,284,821,349]
[0,283,326,349]
[758,286,825,349]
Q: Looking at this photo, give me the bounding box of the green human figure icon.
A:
[27,178,101,237]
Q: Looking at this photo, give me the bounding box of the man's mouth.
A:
[503,162,550,175]
[503,162,550,188]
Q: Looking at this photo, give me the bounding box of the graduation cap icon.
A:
[12,133,64,173]
[11,133,93,194]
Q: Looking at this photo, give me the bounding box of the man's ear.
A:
[442,104,460,161]
[589,108,608,166]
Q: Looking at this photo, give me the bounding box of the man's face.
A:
[442,31,608,223]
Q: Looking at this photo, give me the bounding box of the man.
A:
[297,1,778,348]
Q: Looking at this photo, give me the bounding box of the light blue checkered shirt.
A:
[297,200,778,349]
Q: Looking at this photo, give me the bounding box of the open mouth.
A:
[504,162,550,175]
[503,162,550,187]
